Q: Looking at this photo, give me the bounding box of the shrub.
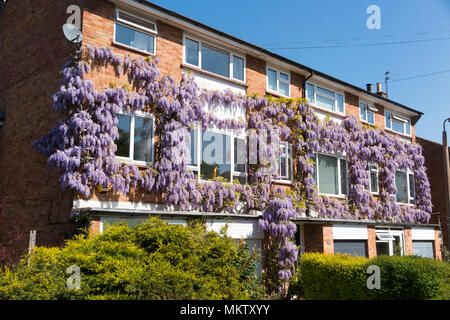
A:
[296,253,450,300]
[298,253,369,300]
[0,217,264,300]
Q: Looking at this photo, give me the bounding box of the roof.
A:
[115,0,424,120]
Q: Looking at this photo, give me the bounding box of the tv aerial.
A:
[62,23,83,50]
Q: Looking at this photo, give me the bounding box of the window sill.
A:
[273,179,293,186]
[117,157,152,168]
[310,104,346,118]
[181,63,248,88]
[385,128,412,139]
[319,193,348,199]
[266,90,290,99]
[360,119,376,126]
[111,41,156,57]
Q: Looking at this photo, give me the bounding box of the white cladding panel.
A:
[411,227,435,240]
[206,219,264,239]
[333,224,368,240]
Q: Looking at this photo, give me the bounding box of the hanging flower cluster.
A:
[33,46,432,288]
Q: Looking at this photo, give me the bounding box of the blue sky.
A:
[148,0,450,145]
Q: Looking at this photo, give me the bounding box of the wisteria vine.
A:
[32,46,432,291]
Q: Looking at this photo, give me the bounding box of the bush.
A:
[296,253,450,300]
[0,217,264,300]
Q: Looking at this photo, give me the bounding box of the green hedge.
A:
[297,253,450,300]
[0,217,265,300]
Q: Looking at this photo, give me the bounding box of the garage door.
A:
[334,240,367,256]
[412,240,434,258]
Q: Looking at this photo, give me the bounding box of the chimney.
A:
[376,82,387,98]
[366,83,373,93]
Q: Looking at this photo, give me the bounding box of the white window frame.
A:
[276,142,293,182]
[113,9,158,55]
[375,228,405,256]
[359,101,377,125]
[115,110,155,166]
[305,82,345,115]
[182,35,246,82]
[187,126,247,184]
[394,168,416,205]
[364,163,379,194]
[313,153,348,197]
[266,66,291,98]
[384,111,411,136]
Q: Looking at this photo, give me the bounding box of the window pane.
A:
[340,159,348,195]
[334,240,366,256]
[367,111,375,124]
[201,44,229,78]
[185,38,199,66]
[405,120,411,135]
[233,175,246,185]
[234,138,246,172]
[316,94,336,111]
[317,86,335,97]
[201,131,231,181]
[395,170,408,203]
[337,94,344,113]
[412,241,434,258]
[279,81,290,97]
[280,72,289,81]
[133,116,153,162]
[117,12,156,31]
[376,242,390,256]
[232,56,244,81]
[409,173,415,204]
[187,128,198,166]
[385,111,391,129]
[370,171,379,193]
[267,69,277,91]
[318,154,338,195]
[360,103,367,121]
[306,83,315,103]
[115,24,154,53]
[392,120,404,134]
[116,114,131,158]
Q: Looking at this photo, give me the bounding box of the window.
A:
[394,169,416,204]
[359,101,377,125]
[267,67,290,97]
[115,112,154,164]
[278,142,293,181]
[334,240,367,257]
[312,154,348,196]
[183,37,245,81]
[385,111,411,135]
[364,164,379,193]
[306,82,345,114]
[376,229,404,256]
[187,128,247,184]
[412,240,434,258]
[114,10,157,54]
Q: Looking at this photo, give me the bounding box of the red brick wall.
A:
[303,224,333,254]
[416,137,449,250]
[434,229,442,260]
[404,227,413,255]
[291,72,305,99]
[367,226,377,258]
[246,55,266,96]
[0,0,79,259]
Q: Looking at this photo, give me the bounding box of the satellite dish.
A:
[62,24,83,43]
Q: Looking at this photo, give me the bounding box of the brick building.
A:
[0,0,442,262]
[416,137,450,252]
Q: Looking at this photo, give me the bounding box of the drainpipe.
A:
[303,71,314,99]
[443,118,450,250]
